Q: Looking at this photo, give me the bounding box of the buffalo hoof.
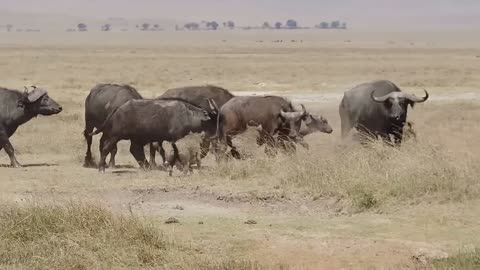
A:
[149,162,159,170]
[10,163,21,168]
[230,149,241,160]
[83,158,97,168]
[150,164,167,171]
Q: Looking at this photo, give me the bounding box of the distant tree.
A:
[286,19,298,29]
[175,25,180,31]
[184,22,200,30]
[227,21,235,29]
[341,22,347,29]
[101,24,111,31]
[6,24,13,32]
[262,22,271,29]
[206,21,219,30]
[318,22,329,29]
[153,24,161,31]
[330,21,341,29]
[77,23,88,32]
[141,23,150,31]
[275,22,282,29]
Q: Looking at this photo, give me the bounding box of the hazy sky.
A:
[2,0,480,27]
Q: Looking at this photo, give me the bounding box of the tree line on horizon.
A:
[1,19,348,32]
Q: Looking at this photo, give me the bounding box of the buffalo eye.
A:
[384,99,393,108]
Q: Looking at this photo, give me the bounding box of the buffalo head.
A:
[303,114,333,135]
[19,86,62,115]
[279,104,308,139]
[371,89,428,123]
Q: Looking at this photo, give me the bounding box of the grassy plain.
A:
[1,29,480,269]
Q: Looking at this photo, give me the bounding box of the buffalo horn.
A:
[406,89,429,103]
[371,90,391,103]
[27,88,47,103]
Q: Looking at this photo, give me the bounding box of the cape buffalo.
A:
[0,86,62,167]
[339,80,428,144]
[149,85,234,166]
[83,84,142,168]
[252,113,333,151]
[90,98,218,173]
[216,95,308,159]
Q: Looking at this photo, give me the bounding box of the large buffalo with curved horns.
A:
[339,80,428,144]
[0,86,62,167]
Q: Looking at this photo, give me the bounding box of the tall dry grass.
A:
[0,202,289,270]
[431,249,480,270]
[0,202,170,269]
[208,102,480,211]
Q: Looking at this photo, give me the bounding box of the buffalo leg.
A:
[341,120,352,139]
[109,144,117,168]
[199,137,210,159]
[158,142,166,164]
[1,139,21,168]
[130,141,149,170]
[149,142,159,169]
[339,101,353,139]
[99,135,107,167]
[227,136,241,159]
[98,135,118,173]
[166,143,181,176]
[83,127,96,168]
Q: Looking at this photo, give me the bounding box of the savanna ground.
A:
[1,30,480,269]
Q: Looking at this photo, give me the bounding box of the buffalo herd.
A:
[0,80,429,173]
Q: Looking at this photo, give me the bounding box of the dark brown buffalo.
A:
[216,95,308,158]
[90,98,218,173]
[149,85,234,167]
[83,84,142,168]
[0,86,62,167]
[339,80,428,145]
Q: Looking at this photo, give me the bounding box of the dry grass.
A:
[206,102,480,211]
[0,202,169,269]
[1,31,480,268]
[0,202,287,270]
[431,249,480,270]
